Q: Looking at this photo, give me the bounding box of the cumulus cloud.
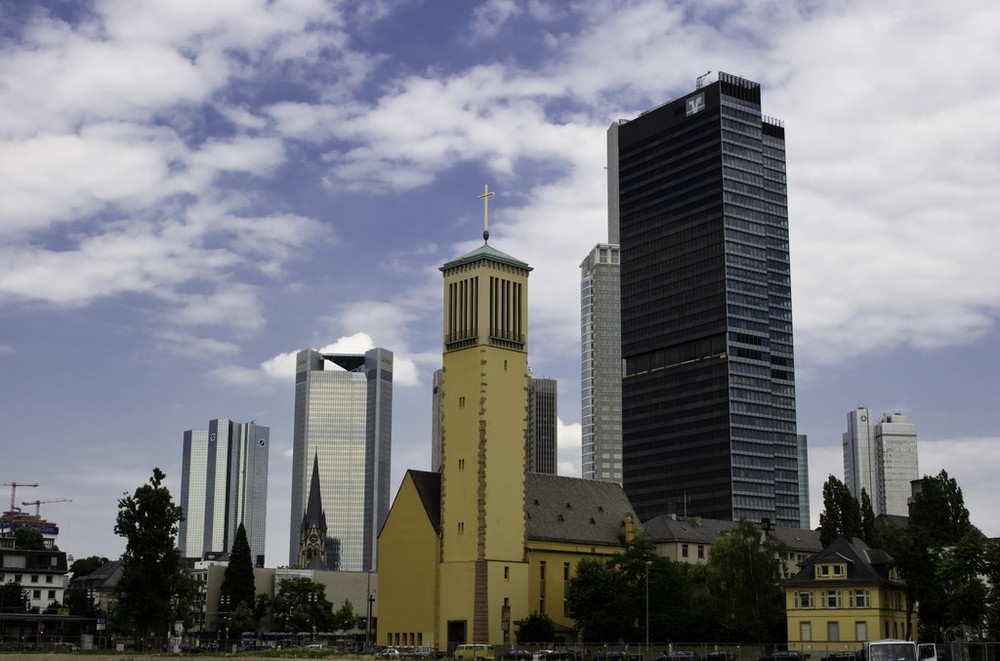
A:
[557,417,582,477]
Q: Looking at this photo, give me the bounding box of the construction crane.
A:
[1,482,39,512]
[22,498,73,516]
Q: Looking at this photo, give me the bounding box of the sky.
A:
[2,0,999,566]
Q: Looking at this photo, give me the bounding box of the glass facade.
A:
[179,420,269,564]
[580,243,623,483]
[842,409,917,517]
[527,377,557,474]
[289,347,392,571]
[614,73,800,527]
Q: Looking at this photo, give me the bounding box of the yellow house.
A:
[378,205,640,652]
[784,535,909,655]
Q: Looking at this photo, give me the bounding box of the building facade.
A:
[179,419,269,564]
[527,377,557,474]
[289,347,393,571]
[842,408,918,517]
[785,536,910,653]
[580,242,622,483]
[612,72,800,526]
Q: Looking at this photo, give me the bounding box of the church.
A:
[377,190,641,650]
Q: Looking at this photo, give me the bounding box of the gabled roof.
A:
[642,514,822,554]
[393,471,639,548]
[784,535,898,587]
[526,474,641,546]
[440,243,531,271]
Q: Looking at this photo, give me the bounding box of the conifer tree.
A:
[220,522,256,618]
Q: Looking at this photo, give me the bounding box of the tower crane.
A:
[1,482,39,512]
[22,498,73,516]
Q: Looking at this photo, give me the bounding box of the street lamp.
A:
[365,570,373,649]
[645,561,652,661]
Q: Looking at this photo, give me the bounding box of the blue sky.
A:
[2,0,999,565]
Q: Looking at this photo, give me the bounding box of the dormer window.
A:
[815,563,847,579]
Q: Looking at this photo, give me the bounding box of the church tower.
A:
[437,186,532,644]
[298,454,329,569]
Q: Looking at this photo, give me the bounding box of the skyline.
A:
[2,1,1000,565]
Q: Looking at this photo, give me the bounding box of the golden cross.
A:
[478,184,494,236]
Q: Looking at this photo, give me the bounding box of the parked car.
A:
[504,651,532,660]
[758,651,806,661]
[593,651,630,661]
[706,652,737,661]
[658,652,698,661]
[822,652,859,661]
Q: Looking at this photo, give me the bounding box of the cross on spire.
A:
[478,184,494,243]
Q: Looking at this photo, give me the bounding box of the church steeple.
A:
[298,454,328,569]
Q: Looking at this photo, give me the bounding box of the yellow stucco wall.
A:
[378,473,441,649]
[785,583,911,653]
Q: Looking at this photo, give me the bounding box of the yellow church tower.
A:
[437,185,532,644]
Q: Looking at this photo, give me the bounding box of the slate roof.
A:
[642,514,822,555]
[784,534,898,587]
[440,243,531,271]
[398,470,640,547]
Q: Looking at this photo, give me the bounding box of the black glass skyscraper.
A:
[612,73,800,527]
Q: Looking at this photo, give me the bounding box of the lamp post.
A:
[645,561,651,661]
[365,570,373,649]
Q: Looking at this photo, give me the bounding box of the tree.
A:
[14,527,46,550]
[114,467,195,647]
[818,476,862,546]
[565,557,632,642]
[860,489,878,547]
[70,556,110,577]
[332,599,357,633]
[220,522,256,619]
[516,611,555,643]
[0,582,28,612]
[705,519,786,643]
[270,577,335,633]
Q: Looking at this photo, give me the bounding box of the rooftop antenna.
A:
[478,184,494,243]
[696,71,712,89]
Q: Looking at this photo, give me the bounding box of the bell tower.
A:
[437,186,532,644]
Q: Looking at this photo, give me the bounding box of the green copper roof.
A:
[440,242,532,271]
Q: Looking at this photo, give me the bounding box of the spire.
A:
[478,184,494,244]
[302,453,326,531]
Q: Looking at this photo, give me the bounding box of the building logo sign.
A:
[686,92,705,116]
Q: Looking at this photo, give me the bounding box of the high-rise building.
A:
[179,419,269,565]
[527,376,557,474]
[797,434,810,529]
[612,72,800,527]
[580,243,622,483]
[289,347,392,571]
[843,408,918,517]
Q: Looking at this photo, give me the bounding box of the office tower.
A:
[580,243,623,483]
[843,408,878,505]
[612,72,799,526]
[179,419,269,565]
[431,371,556,474]
[845,409,918,517]
[527,376,557,474]
[876,413,918,516]
[289,347,393,571]
[797,434,810,529]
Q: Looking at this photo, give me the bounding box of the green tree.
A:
[113,467,196,648]
[220,522,256,619]
[860,489,878,546]
[0,581,28,612]
[818,476,862,546]
[14,526,46,550]
[70,555,109,577]
[228,600,257,635]
[270,577,335,633]
[705,519,786,643]
[516,611,555,643]
[565,557,632,642]
[331,599,357,633]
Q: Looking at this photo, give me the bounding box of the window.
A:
[458,459,465,471]
[833,564,846,577]
[795,591,813,608]
[504,566,509,581]
[823,590,841,608]
[855,621,868,641]
[48,590,55,600]
[681,544,689,558]
[799,621,812,642]
[827,621,840,642]
[30,575,39,584]
[564,563,570,581]
[45,576,53,584]
[33,590,41,599]
[697,545,705,559]
[458,522,465,535]
[459,396,466,408]
[539,561,546,581]
[850,590,870,608]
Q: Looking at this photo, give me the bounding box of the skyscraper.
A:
[289,347,392,571]
[612,72,800,526]
[527,376,557,474]
[580,243,622,483]
[843,408,918,517]
[179,419,269,565]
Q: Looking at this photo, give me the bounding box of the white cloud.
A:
[557,417,582,477]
